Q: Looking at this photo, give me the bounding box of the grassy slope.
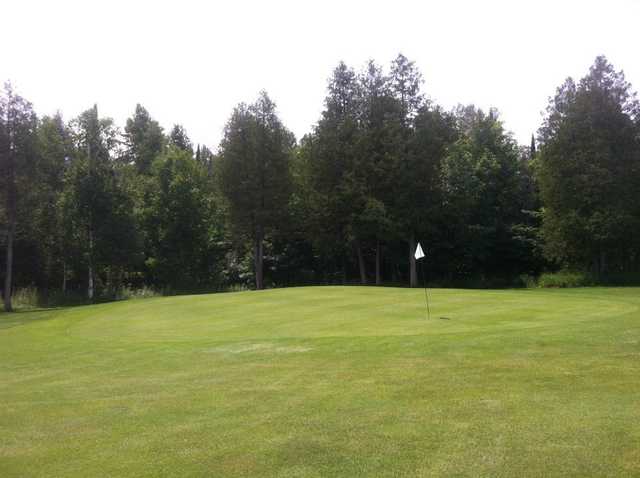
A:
[1,286,639,477]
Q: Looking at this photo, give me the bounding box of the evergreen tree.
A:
[124,104,165,174]
[218,91,294,289]
[144,146,222,290]
[441,106,531,281]
[0,83,38,311]
[62,105,139,300]
[305,62,369,283]
[356,60,398,285]
[530,134,536,159]
[33,114,72,297]
[388,53,427,287]
[169,124,193,154]
[537,56,640,273]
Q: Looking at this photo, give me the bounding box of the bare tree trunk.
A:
[87,230,94,301]
[88,264,94,300]
[62,261,67,294]
[4,223,14,312]
[409,234,417,288]
[3,122,16,312]
[342,252,347,284]
[255,228,264,290]
[42,254,51,307]
[375,240,382,285]
[600,250,607,276]
[86,120,95,302]
[355,239,367,284]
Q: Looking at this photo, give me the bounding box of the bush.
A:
[518,274,538,289]
[116,285,161,301]
[597,272,640,286]
[221,283,249,293]
[12,286,40,309]
[536,271,594,288]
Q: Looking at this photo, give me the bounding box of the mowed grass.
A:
[1,287,640,477]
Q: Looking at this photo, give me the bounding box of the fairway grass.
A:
[1,286,639,477]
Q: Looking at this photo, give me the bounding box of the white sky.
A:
[2,0,639,149]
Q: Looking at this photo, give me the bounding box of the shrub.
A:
[116,286,161,300]
[537,271,594,288]
[518,274,538,289]
[12,286,40,309]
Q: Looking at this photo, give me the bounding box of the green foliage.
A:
[169,124,194,154]
[0,83,39,311]
[537,56,640,273]
[4,54,640,303]
[59,105,141,299]
[124,104,165,174]
[143,146,224,291]
[439,106,538,280]
[115,285,161,300]
[218,91,294,289]
[11,286,39,308]
[536,271,594,288]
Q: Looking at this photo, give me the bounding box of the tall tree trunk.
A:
[255,228,264,290]
[42,255,50,307]
[375,240,382,285]
[409,234,417,288]
[88,264,94,300]
[3,134,16,312]
[86,122,95,302]
[62,261,67,294]
[342,253,347,285]
[600,250,607,276]
[87,229,94,301]
[4,223,14,312]
[355,239,367,285]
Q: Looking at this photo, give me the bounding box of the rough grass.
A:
[1,286,639,477]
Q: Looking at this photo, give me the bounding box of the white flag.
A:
[414,242,425,260]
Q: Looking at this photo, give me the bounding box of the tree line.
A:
[1,54,639,311]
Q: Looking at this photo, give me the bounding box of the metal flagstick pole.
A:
[421,258,431,320]
[415,242,430,320]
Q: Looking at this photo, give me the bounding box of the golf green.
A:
[1,286,639,476]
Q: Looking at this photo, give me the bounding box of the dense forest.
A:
[1,54,639,311]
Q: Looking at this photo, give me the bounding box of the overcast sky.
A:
[2,0,639,149]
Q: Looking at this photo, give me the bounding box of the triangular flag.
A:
[414,242,425,260]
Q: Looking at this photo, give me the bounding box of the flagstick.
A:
[421,259,431,320]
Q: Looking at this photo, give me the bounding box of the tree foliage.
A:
[537,56,640,273]
[218,91,294,289]
[3,54,640,309]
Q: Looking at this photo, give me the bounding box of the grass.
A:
[1,286,639,477]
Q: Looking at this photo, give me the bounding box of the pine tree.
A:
[530,134,536,159]
[305,62,369,283]
[218,91,294,290]
[388,53,426,287]
[169,124,193,154]
[0,83,38,311]
[356,60,397,285]
[124,104,165,174]
[537,56,640,273]
[34,113,71,298]
[62,105,138,300]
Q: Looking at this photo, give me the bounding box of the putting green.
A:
[1,287,639,477]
